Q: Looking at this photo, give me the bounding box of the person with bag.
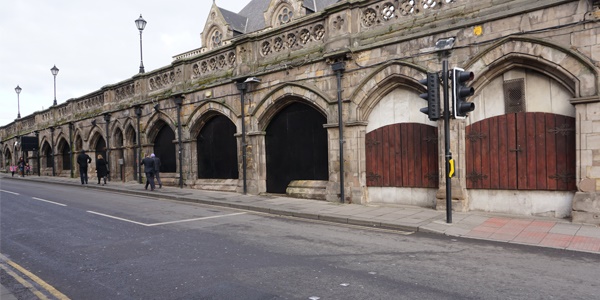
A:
[76,150,92,184]
[140,153,156,191]
[96,154,109,185]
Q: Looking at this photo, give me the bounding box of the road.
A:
[1,179,599,299]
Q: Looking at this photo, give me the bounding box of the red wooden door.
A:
[466,112,576,191]
[366,123,438,188]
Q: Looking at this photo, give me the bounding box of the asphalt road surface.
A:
[1,179,599,299]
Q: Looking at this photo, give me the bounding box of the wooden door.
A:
[466,112,576,191]
[366,123,438,188]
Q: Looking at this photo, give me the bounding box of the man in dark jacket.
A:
[140,153,156,191]
[76,150,92,184]
[151,153,162,188]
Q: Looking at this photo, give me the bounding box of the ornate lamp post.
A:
[235,77,260,194]
[15,85,22,118]
[135,15,147,74]
[51,65,59,106]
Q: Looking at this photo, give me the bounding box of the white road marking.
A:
[147,212,247,226]
[32,197,67,207]
[87,211,149,226]
[0,190,19,195]
[86,211,247,227]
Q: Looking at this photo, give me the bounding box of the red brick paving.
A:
[465,217,600,253]
[568,236,600,252]
[540,233,573,248]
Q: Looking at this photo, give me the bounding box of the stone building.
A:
[2,0,600,224]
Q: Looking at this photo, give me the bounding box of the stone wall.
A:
[2,0,600,223]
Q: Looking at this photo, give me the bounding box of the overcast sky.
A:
[0,0,247,127]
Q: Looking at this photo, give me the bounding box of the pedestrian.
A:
[25,163,30,176]
[96,154,109,185]
[140,153,156,191]
[152,153,162,188]
[76,150,92,184]
[10,165,15,177]
[18,157,25,177]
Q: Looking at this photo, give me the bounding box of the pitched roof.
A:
[217,0,340,34]
[219,7,248,34]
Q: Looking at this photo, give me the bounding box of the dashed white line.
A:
[0,190,19,195]
[86,211,247,227]
[32,197,67,207]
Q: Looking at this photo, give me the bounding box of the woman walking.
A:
[96,154,109,185]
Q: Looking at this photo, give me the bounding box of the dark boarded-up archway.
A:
[42,141,53,168]
[265,102,328,193]
[94,137,106,162]
[197,115,238,179]
[153,124,176,173]
[58,139,71,170]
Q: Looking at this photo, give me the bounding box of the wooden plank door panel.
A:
[366,123,438,188]
[466,112,575,191]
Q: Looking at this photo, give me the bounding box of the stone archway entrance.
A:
[265,102,328,193]
[197,115,238,179]
[153,124,176,173]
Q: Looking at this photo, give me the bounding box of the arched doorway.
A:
[114,128,124,181]
[41,141,53,169]
[57,139,71,171]
[125,124,137,181]
[94,137,107,162]
[153,123,176,173]
[197,115,238,179]
[265,101,328,193]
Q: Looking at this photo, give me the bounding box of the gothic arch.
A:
[145,116,177,145]
[55,132,69,146]
[109,119,124,140]
[350,61,429,122]
[466,37,598,98]
[74,133,84,152]
[187,100,237,138]
[56,136,69,152]
[88,128,107,152]
[144,112,176,143]
[124,123,137,147]
[254,82,331,131]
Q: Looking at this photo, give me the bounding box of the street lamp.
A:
[135,14,147,74]
[51,65,59,106]
[15,85,22,118]
[235,77,261,194]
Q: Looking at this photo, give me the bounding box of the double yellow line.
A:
[0,253,69,300]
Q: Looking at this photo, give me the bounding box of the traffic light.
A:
[452,67,475,119]
[419,72,440,121]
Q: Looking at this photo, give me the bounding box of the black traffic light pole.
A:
[442,60,452,223]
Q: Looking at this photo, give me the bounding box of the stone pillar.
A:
[571,100,600,225]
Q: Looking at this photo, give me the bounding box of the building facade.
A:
[3,0,600,224]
